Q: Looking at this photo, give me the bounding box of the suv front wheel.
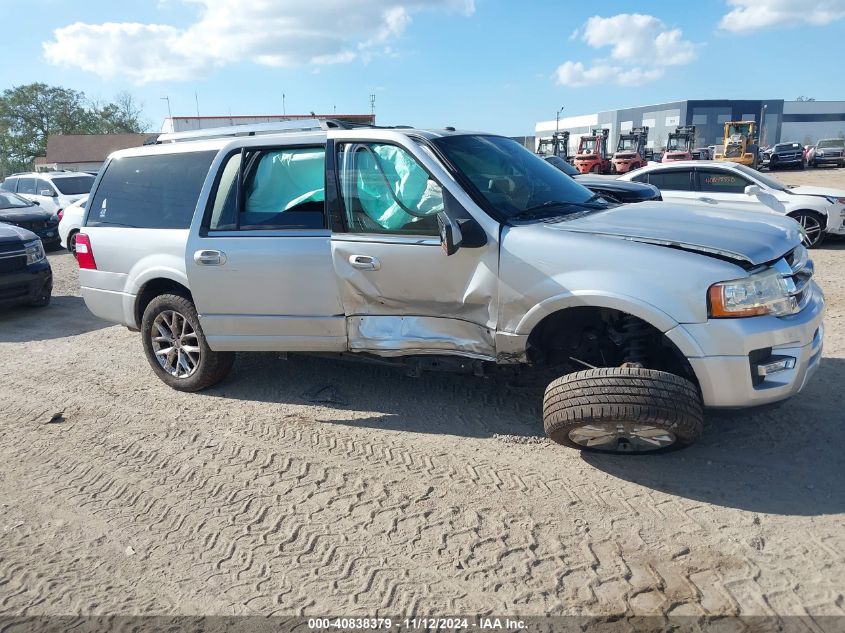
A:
[543,367,703,453]
[141,293,234,391]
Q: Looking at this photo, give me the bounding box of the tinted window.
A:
[53,175,94,195]
[17,178,36,195]
[697,169,751,194]
[338,143,443,235]
[36,179,54,194]
[207,147,326,231]
[87,151,216,229]
[646,170,692,191]
[1,178,17,192]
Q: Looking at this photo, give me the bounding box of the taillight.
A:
[57,209,64,221]
[75,233,97,269]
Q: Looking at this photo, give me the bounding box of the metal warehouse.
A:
[536,99,845,154]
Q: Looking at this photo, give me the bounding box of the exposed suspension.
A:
[621,316,650,366]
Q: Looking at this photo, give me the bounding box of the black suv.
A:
[0,191,60,248]
[0,223,52,308]
[762,142,805,170]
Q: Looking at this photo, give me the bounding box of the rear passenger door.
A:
[637,169,697,205]
[185,143,346,352]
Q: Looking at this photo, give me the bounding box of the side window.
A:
[36,179,53,195]
[1,178,17,192]
[647,170,692,191]
[207,147,326,231]
[630,173,648,184]
[697,170,750,194]
[337,143,444,235]
[87,151,216,229]
[17,178,36,195]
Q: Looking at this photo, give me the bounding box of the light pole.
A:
[161,96,172,120]
[555,106,565,134]
[759,103,768,146]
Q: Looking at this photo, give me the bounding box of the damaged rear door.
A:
[329,132,500,359]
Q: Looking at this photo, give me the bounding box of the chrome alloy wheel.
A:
[568,423,677,453]
[151,310,200,378]
[797,214,823,247]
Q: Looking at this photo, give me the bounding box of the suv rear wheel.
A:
[141,293,234,392]
[543,367,703,453]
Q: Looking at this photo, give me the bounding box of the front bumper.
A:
[814,155,844,165]
[667,282,825,408]
[0,259,52,307]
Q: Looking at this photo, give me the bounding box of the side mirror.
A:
[40,189,56,197]
[744,184,762,196]
[437,189,487,256]
[32,200,40,205]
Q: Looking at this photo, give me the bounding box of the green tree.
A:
[0,83,148,175]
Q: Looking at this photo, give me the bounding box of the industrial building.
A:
[536,99,845,155]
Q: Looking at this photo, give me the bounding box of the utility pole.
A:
[161,96,172,120]
[369,94,376,123]
[194,91,200,118]
[759,102,768,146]
[282,93,286,118]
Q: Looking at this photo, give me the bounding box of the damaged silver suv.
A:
[76,121,824,453]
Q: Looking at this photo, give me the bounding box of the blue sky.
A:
[2,0,844,135]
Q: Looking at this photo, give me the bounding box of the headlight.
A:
[817,151,825,156]
[24,240,45,265]
[708,268,796,318]
[823,195,845,205]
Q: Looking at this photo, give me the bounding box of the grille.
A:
[0,254,26,274]
[9,220,51,231]
[780,246,814,312]
[724,145,743,158]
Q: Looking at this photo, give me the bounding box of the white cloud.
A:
[719,0,845,32]
[555,13,697,87]
[43,0,475,84]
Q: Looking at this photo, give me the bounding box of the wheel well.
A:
[526,306,697,385]
[134,278,192,328]
[788,209,827,229]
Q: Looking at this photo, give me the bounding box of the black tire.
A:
[29,278,52,308]
[141,293,234,392]
[790,211,826,248]
[543,367,703,454]
[67,230,79,256]
[798,160,805,170]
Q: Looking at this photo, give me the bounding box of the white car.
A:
[619,161,845,247]
[58,195,89,254]
[0,171,95,217]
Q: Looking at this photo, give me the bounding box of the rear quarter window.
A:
[646,170,692,191]
[86,150,217,229]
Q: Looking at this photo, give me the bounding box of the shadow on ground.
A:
[0,295,110,342]
[583,357,845,516]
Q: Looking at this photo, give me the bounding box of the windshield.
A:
[432,135,598,219]
[53,175,95,195]
[617,138,636,151]
[580,139,597,154]
[817,139,844,149]
[666,137,686,151]
[733,164,786,190]
[0,191,35,210]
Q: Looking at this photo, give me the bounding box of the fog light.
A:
[756,356,796,377]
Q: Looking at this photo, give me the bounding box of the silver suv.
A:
[76,121,824,453]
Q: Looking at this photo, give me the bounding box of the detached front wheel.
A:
[543,367,703,454]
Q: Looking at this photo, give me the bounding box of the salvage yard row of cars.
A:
[1,120,839,455]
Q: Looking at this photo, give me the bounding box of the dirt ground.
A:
[0,167,843,619]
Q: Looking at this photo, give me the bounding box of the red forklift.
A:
[574,128,611,174]
[611,126,649,174]
[536,131,570,160]
[662,125,696,162]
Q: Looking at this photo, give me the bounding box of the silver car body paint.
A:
[78,128,825,409]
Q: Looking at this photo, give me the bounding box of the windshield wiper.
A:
[510,195,606,220]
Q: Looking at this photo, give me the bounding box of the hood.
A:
[0,206,55,223]
[787,185,845,199]
[544,202,801,266]
[0,221,38,244]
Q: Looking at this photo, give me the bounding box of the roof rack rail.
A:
[155,118,337,144]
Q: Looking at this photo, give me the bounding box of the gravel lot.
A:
[0,168,843,618]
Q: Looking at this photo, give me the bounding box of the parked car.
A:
[621,160,845,247]
[0,191,60,249]
[0,223,52,308]
[808,138,845,168]
[544,156,661,203]
[58,195,89,254]
[762,142,806,170]
[1,171,95,216]
[76,123,823,454]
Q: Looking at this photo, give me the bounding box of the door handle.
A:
[193,249,227,266]
[697,197,718,204]
[348,254,380,270]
